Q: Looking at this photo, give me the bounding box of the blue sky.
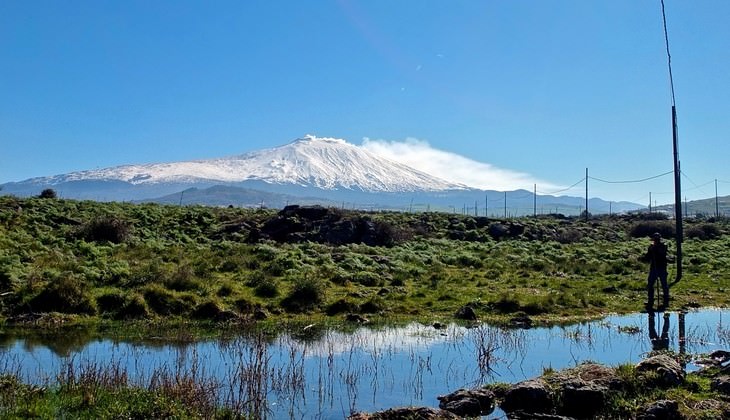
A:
[1,1,728,204]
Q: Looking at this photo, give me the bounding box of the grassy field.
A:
[1,194,729,330]
[1,195,730,418]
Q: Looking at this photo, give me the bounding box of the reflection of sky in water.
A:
[0,309,728,419]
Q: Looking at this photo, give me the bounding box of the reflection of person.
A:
[649,312,670,351]
[645,232,669,310]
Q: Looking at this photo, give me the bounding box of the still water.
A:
[1,309,728,419]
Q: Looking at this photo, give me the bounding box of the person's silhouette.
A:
[648,311,670,351]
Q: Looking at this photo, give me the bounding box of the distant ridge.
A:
[0,135,643,215]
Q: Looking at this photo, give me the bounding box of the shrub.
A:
[96,289,127,314]
[164,266,202,292]
[143,285,196,316]
[192,300,222,320]
[117,294,149,319]
[80,216,131,243]
[27,274,96,315]
[629,221,675,239]
[38,188,57,199]
[281,276,325,313]
[352,271,383,287]
[325,298,357,315]
[686,223,721,240]
[247,272,279,298]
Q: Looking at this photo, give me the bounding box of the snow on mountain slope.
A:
[27,135,468,193]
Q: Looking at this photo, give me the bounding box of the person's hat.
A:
[652,232,662,239]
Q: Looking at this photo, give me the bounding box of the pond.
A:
[1,309,729,419]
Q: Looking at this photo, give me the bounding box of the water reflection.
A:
[0,309,728,419]
[648,312,670,351]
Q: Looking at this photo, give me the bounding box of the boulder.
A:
[711,375,730,395]
[636,354,685,387]
[637,399,681,420]
[454,305,477,321]
[500,379,553,414]
[559,379,608,418]
[437,388,494,416]
[347,407,459,419]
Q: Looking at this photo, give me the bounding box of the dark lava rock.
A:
[509,314,533,329]
[454,305,477,321]
[437,388,494,416]
[347,407,459,419]
[214,310,242,323]
[559,379,608,418]
[636,354,685,387]
[711,375,730,395]
[252,308,268,320]
[500,379,553,414]
[507,412,573,420]
[637,399,682,420]
[345,313,369,323]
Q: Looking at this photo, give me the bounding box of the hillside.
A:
[1,195,728,326]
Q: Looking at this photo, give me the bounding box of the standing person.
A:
[645,232,669,310]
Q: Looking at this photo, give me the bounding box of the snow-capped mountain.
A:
[0,135,468,201]
[0,135,643,214]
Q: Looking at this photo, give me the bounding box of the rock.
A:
[345,313,369,323]
[636,354,685,387]
[509,314,533,329]
[214,310,242,323]
[711,375,730,395]
[432,322,447,330]
[559,379,608,418]
[500,379,553,414]
[437,388,494,416]
[252,307,268,320]
[507,412,573,420]
[347,407,459,419]
[637,399,681,420]
[488,223,510,240]
[454,305,477,321]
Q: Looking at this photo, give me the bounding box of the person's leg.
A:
[660,270,669,306]
[647,270,656,307]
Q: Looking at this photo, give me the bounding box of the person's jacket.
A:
[646,241,668,271]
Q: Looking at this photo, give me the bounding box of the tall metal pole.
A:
[585,168,589,221]
[662,0,682,282]
[533,184,537,218]
[504,191,507,219]
[715,179,720,217]
[672,106,683,281]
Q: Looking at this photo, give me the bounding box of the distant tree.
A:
[39,188,57,199]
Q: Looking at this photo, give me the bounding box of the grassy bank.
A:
[1,195,729,331]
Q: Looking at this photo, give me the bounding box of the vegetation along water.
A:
[1,194,730,418]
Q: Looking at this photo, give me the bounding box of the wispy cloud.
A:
[361,137,562,192]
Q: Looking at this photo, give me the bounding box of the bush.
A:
[281,276,325,313]
[38,188,57,199]
[143,285,196,316]
[325,298,357,315]
[686,223,721,240]
[192,300,222,320]
[96,289,127,314]
[629,221,675,239]
[80,216,131,243]
[27,274,96,315]
[164,266,202,292]
[247,272,279,298]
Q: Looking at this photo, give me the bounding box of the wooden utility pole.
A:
[533,184,537,218]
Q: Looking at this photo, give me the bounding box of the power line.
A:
[537,177,585,195]
[588,170,673,184]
